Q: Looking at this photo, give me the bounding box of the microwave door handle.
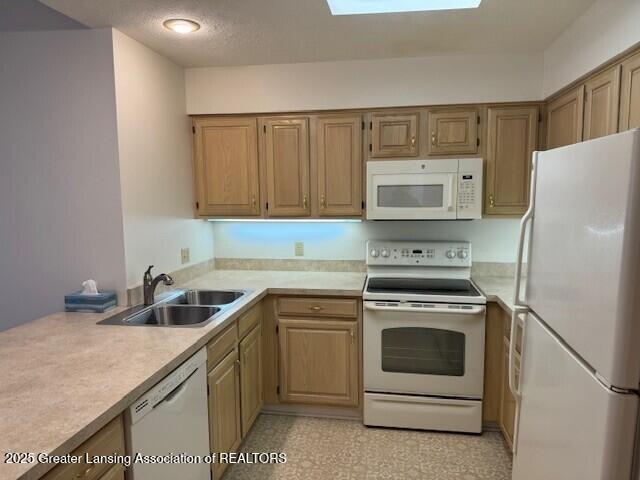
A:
[448,175,454,211]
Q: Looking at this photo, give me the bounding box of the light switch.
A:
[295,242,304,257]
[181,248,190,264]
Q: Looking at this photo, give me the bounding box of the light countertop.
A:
[0,270,365,480]
[0,268,516,480]
[472,275,520,314]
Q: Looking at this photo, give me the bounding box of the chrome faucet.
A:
[143,265,174,306]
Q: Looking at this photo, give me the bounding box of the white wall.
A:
[186,53,543,114]
[212,219,521,264]
[112,30,214,288]
[0,28,127,331]
[542,0,640,98]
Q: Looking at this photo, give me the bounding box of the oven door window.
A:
[381,327,465,376]
[377,184,444,208]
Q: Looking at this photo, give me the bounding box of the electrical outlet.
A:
[294,242,304,257]
[181,247,190,264]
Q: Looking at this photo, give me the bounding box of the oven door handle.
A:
[364,303,485,315]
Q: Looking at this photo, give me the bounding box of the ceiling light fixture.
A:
[326,0,481,15]
[163,18,200,34]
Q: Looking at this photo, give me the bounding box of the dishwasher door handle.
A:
[364,302,485,316]
[153,367,198,409]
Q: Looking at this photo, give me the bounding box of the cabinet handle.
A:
[75,464,95,479]
[431,132,436,146]
[235,359,240,374]
[350,329,355,345]
[489,195,495,208]
[310,305,323,311]
[303,194,308,209]
[251,195,256,208]
[411,135,416,147]
[320,194,326,209]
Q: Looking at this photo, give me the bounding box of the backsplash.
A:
[211,219,523,264]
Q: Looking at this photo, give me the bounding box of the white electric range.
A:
[362,241,486,434]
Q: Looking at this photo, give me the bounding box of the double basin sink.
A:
[98,289,249,328]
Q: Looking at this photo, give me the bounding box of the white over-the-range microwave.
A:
[366,158,483,220]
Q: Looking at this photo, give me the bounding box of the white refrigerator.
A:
[511,129,640,480]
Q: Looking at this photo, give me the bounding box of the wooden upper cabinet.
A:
[316,115,363,216]
[485,106,538,216]
[239,324,263,437]
[370,112,419,157]
[278,318,359,407]
[193,117,260,217]
[620,51,640,131]
[546,85,585,149]
[584,66,621,140]
[208,349,242,480]
[427,109,478,155]
[263,117,310,216]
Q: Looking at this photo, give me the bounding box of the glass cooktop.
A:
[365,277,482,297]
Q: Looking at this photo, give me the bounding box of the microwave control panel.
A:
[457,158,483,219]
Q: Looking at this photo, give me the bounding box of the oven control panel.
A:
[367,241,471,267]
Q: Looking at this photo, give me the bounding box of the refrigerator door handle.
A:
[514,153,538,307]
[509,307,527,455]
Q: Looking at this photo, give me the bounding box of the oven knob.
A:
[446,249,456,259]
[370,248,380,258]
[457,250,468,259]
[381,248,390,258]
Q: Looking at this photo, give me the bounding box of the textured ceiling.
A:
[40,0,595,67]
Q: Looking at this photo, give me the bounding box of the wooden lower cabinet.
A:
[278,318,359,407]
[239,323,263,436]
[499,337,517,451]
[41,416,125,480]
[99,465,125,480]
[208,349,242,480]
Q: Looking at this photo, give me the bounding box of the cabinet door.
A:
[427,109,478,155]
[264,117,310,216]
[499,337,517,452]
[485,106,538,216]
[620,51,640,131]
[370,112,419,157]
[316,115,363,216]
[208,349,241,479]
[584,66,621,140]
[546,86,585,149]
[240,323,263,437]
[193,117,260,216]
[278,318,358,407]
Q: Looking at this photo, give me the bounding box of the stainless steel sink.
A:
[125,305,221,326]
[98,288,250,328]
[167,289,246,306]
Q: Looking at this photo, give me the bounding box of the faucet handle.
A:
[144,265,154,276]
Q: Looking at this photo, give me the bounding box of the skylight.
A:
[326,0,481,15]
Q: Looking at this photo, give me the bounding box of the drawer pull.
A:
[309,306,323,311]
[75,463,95,479]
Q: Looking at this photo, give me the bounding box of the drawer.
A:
[238,303,262,339]
[207,322,238,370]
[278,297,358,318]
[42,416,124,480]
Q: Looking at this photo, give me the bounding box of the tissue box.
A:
[65,291,117,313]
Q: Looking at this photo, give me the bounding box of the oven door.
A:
[363,301,486,398]
[367,172,458,220]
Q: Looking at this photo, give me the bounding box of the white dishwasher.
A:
[126,348,210,480]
